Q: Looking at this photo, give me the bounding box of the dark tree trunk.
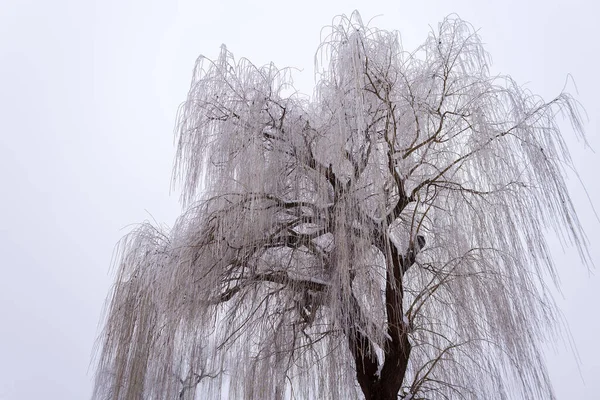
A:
[350,331,411,400]
[348,236,417,400]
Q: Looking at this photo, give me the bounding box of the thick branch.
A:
[209,270,330,305]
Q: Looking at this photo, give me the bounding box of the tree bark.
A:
[349,239,413,400]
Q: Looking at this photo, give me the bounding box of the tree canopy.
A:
[93,13,588,400]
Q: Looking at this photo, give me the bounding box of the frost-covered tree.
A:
[92,13,589,400]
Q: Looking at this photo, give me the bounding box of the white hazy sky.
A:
[0,0,598,399]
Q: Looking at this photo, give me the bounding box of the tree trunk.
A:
[357,336,411,400]
[352,238,414,400]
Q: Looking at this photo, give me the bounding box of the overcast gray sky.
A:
[0,0,598,399]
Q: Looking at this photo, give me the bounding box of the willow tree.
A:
[92,13,588,400]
